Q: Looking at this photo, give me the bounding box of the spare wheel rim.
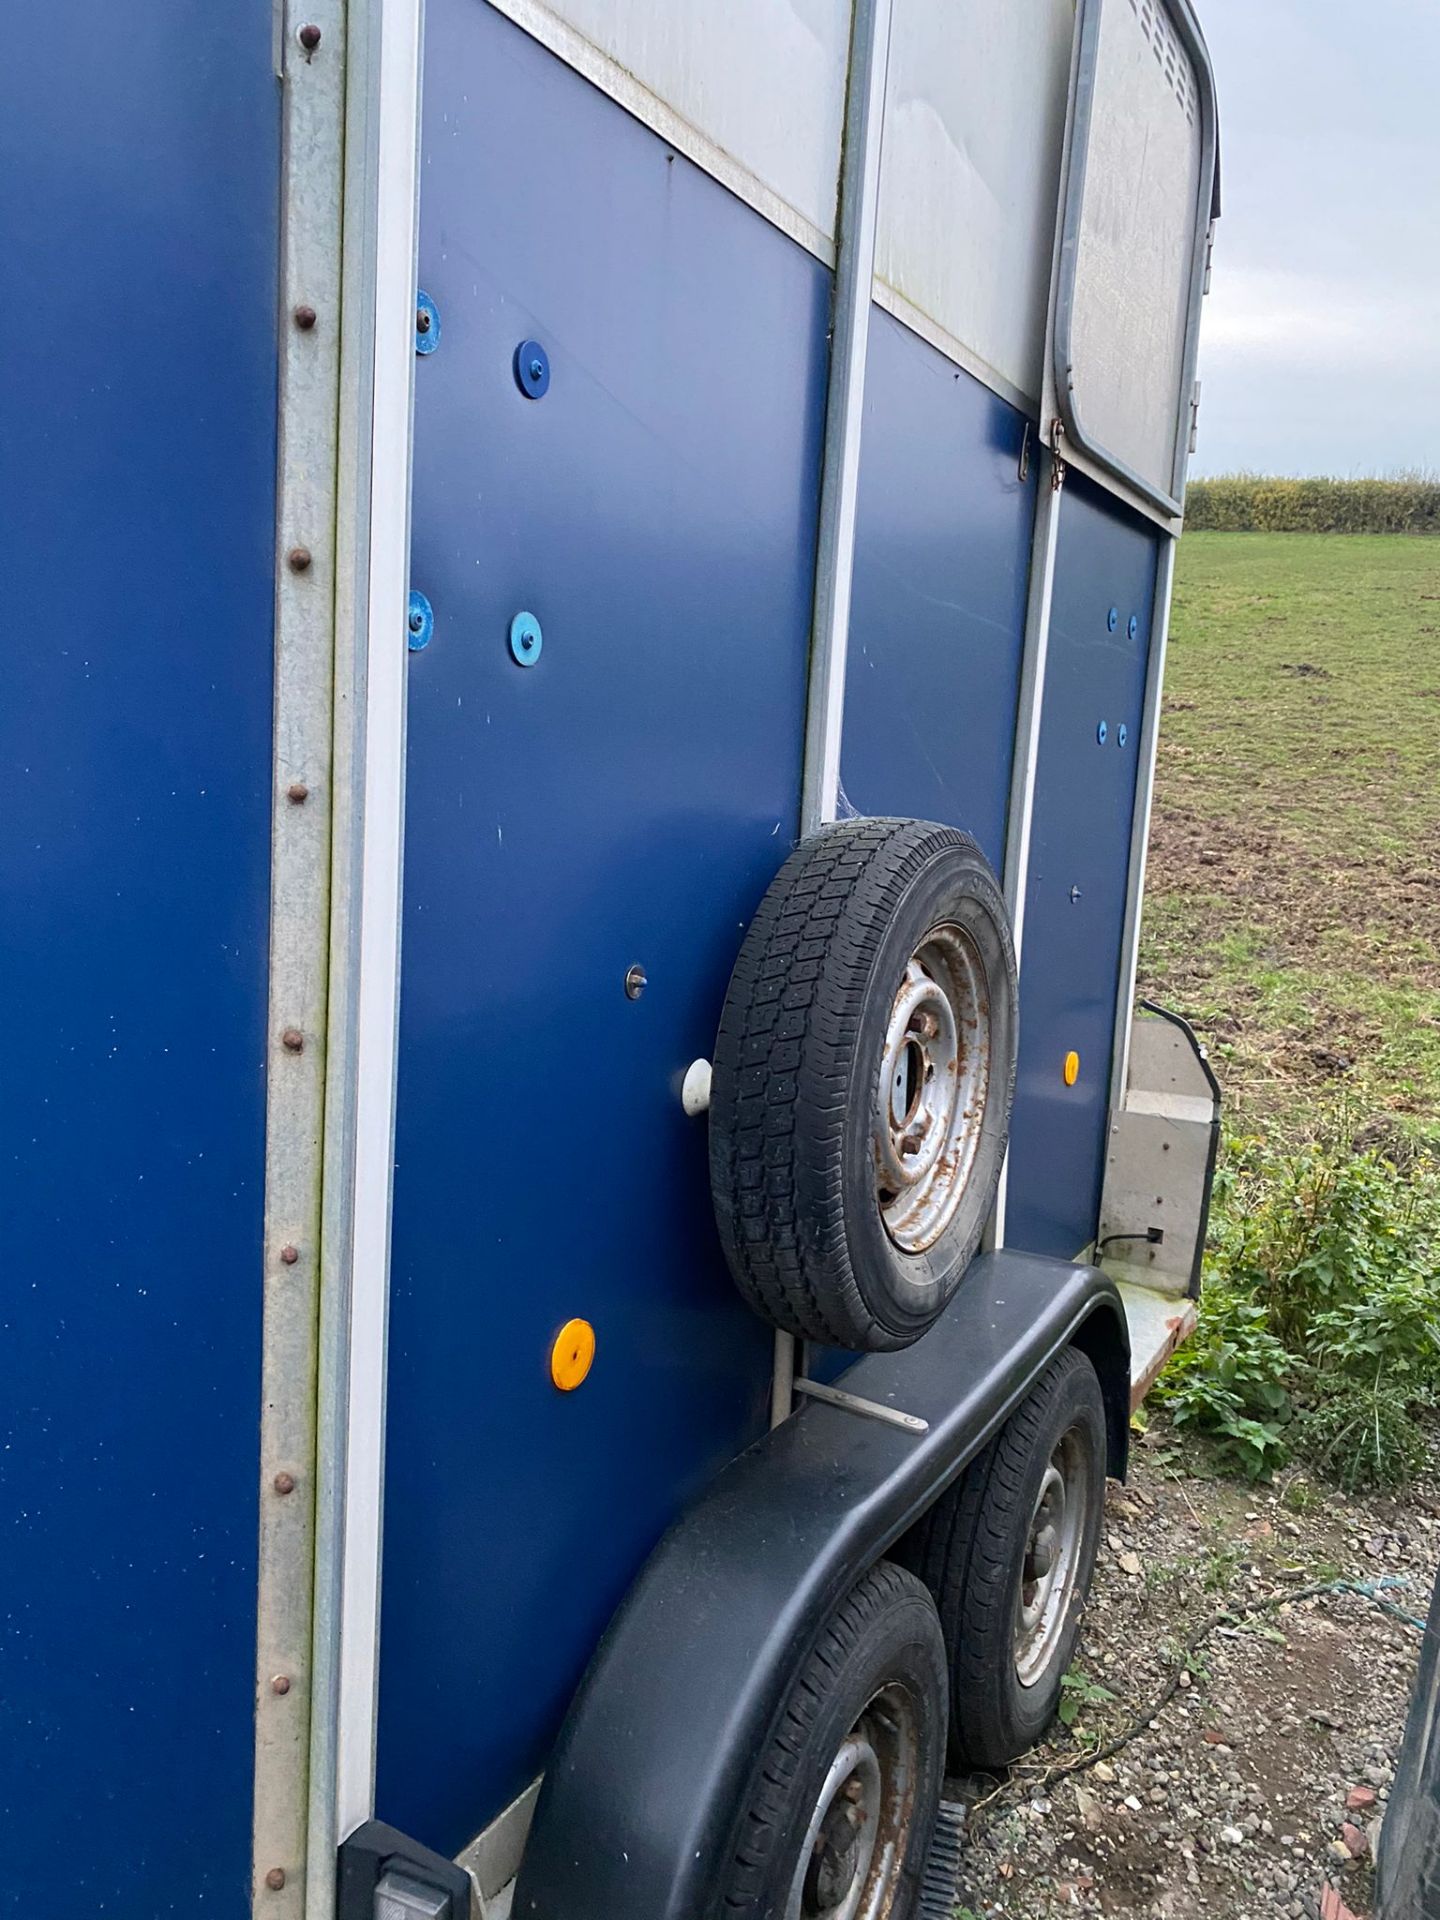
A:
[873,923,991,1256]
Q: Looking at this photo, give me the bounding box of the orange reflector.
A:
[1063,1050,1080,1087]
[550,1317,596,1391]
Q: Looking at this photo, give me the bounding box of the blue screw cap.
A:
[514,339,550,399]
[1096,720,1108,744]
[1117,722,1129,748]
[509,610,543,666]
[1107,606,1119,632]
[415,291,440,355]
[1128,613,1139,640]
[407,589,433,653]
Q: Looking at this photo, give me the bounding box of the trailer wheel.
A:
[902,1347,1106,1769]
[719,1560,946,1920]
[710,819,1016,1351]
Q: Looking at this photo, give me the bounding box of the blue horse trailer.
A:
[0,1,1221,1915]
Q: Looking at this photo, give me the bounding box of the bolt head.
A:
[293,304,317,331]
[286,782,309,804]
[409,610,424,631]
[265,1868,287,1892]
[274,1471,296,1496]
[529,357,544,380]
[416,308,432,334]
[287,546,312,573]
[281,1027,304,1053]
[624,965,647,1001]
[279,1244,300,1265]
[271,1674,291,1696]
[297,22,321,50]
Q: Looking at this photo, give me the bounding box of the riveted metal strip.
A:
[252,4,347,1912]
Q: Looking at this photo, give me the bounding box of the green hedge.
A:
[1186,473,1440,535]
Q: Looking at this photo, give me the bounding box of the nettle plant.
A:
[1155,1127,1440,1485]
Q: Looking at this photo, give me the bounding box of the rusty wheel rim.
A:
[874,923,991,1256]
[785,1682,920,1920]
[1014,1426,1091,1688]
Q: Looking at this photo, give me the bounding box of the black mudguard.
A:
[513,1249,1129,1920]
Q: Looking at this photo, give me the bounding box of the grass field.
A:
[1139,532,1440,1150]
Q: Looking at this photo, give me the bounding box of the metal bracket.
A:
[792,1376,929,1435]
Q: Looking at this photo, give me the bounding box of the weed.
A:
[1056,1669,1117,1728]
[1155,1124,1440,1487]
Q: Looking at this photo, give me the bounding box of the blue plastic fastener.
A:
[415,291,440,355]
[1127,613,1139,640]
[1117,723,1129,748]
[514,339,550,399]
[1096,720,1108,745]
[407,590,433,653]
[509,610,543,667]
[1107,606,1119,632]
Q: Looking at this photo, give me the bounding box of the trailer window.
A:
[1053,0,1216,510]
[530,0,853,245]
[874,0,1075,407]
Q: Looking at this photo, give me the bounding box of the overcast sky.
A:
[1192,0,1440,478]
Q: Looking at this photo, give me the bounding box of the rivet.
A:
[288,546,312,573]
[414,291,441,356]
[1096,720,1108,744]
[514,338,550,398]
[297,22,321,50]
[293,305,317,331]
[1107,606,1119,632]
[287,782,309,804]
[281,1028,304,1053]
[279,1244,300,1266]
[274,1471,296,1496]
[1117,723,1129,748]
[508,609,543,666]
[265,1869,287,1893]
[1128,613,1139,640]
[624,965,647,1001]
[271,1674,291,1696]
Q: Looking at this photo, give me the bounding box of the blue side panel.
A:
[843,309,1035,873]
[378,3,828,1852]
[1005,476,1159,1258]
[0,8,278,1913]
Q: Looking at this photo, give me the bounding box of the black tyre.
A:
[717,1560,947,1920]
[900,1347,1106,1770]
[710,819,1017,1352]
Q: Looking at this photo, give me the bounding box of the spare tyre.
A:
[710,818,1017,1352]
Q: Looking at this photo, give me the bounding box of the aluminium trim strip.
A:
[991,449,1063,1249]
[252,3,347,1911]
[306,0,424,1909]
[1108,532,1178,1116]
[333,0,423,1845]
[773,0,893,1430]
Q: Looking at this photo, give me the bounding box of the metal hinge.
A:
[1188,380,1202,456]
[1202,218,1217,296]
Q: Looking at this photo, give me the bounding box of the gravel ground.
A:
[946,1428,1437,1919]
